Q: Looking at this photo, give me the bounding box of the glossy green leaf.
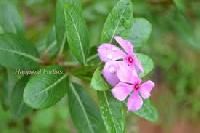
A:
[91,67,110,91]
[68,82,106,133]
[0,1,24,35]
[64,1,89,64]
[0,34,40,69]
[137,53,154,78]
[24,66,67,109]
[101,0,133,42]
[128,18,152,47]
[97,91,125,133]
[10,76,32,119]
[134,99,158,122]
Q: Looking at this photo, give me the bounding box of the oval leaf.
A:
[134,99,158,122]
[68,82,106,133]
[56,0,67,50]
[24,66,67,109]
[64,2,89,64]
[97,91,125,133]
[37,26,58,57]
[91,67,110,91]
[137,53,154,78]
[56,0,81,49]
[0,1,24,35]
[101,0,133,42]
[128,18,152,47]
[0,34,40,69]
[10,76,32,119]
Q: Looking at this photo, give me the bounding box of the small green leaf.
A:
[64,1,89,64]
[56,0,67,51]
[68,82,106,133]
[91,67,110,91]
[128,18,152,47]
[97,91,125,133]
[10,76,32,119]
[101,0,133,42]
[137,53,154,78]
[134,99,158,122]
[0,34,40,69]
[71,65,97,81]
[0,1,24,35]
[37,26,58,57]
[24,66,67,109]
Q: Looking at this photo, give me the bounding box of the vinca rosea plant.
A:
[0,0,158,133]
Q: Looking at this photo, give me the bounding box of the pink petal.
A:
[127,91,143,111]
[102,61,120,86]
[112,82,132,101]
[98,43,126,62]
[116,62,140,84]
[114,36,133,54]
[139,80,154,99]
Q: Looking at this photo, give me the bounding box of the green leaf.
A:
[97,91,125,133]
[71,65,97,81]
[91,67,110,91]
[64,1,89,64]
[173,0,185,13]
[37,26,58,57]
[137,53,154,78]
[128,18,152,47]
[134,99,158,122]
[10,76,32,119]
[56,0,67,51]
[0,1,24,35]
[24,66,67,109]
[0,34,40,69]
[101,0,133,42]
[68,82,106,133]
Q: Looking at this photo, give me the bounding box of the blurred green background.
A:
[0,0,200,133]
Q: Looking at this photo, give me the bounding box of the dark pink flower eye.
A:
[134,83,140,90]
[127,56,134,64]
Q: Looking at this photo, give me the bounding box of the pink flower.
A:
[98,36,143,86]
[111,64,154,111]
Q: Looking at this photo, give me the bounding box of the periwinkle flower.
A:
[97,36,154,111]
[98,36,143,86]
[111,64,154,111]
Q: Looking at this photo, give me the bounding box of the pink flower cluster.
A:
[98,36,154,111]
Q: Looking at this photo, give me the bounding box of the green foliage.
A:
[67,83,106,133]
[97,91,125,133]
[64,1,89,64]
[0,34,40,69]
[0,0,24,35]
[91,66,110,91]
[10,76,32,119]
[24,66,67,109]
[137,53,154,78]
[101,0,133,42]
[0,0,164,132]
[128,18,152,47]
[134,99,158,122]
[36,26,58,57]
[56,0,67,51]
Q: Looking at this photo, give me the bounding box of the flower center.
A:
[127,56,133,63]
[134,83,140,90]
